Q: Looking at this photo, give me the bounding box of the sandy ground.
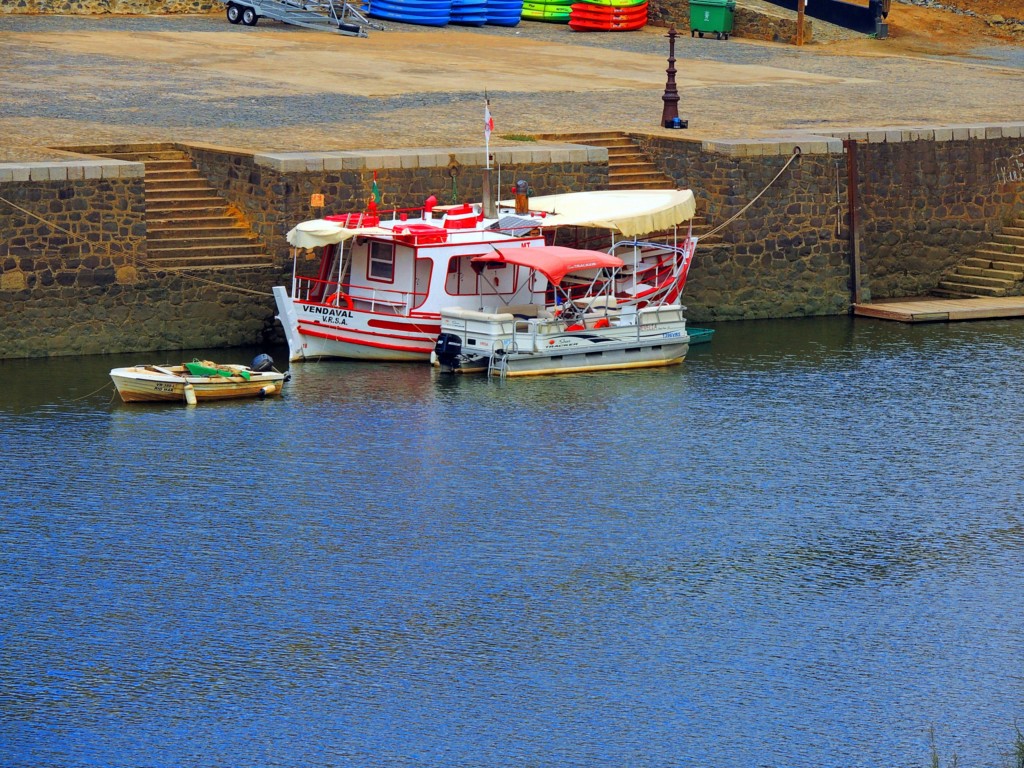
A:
[826,2,1024,57]
[0,2,1021,162]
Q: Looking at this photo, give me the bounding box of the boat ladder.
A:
[488,349,510,380]
[222,0,384,36]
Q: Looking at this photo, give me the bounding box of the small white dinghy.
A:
[110,354,287,404]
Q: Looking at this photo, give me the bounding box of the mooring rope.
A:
[70,380,116,401]
[0,192,124,263]
[0,193,274,298]
[701,148,802,239]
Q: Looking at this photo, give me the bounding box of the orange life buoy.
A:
[325,292,354,310]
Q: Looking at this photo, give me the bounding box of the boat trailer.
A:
[221,0,383,37]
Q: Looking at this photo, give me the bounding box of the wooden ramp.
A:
[853,296,1024,323]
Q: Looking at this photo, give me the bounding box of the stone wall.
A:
[733,6,808,43]
[185,143,607,270]
[635,124,1024,319]
[0,160,146,293]
[1,0,216,13]
[832,126,1024,299]
[0,269,277,358]
[0,158,280,358]
[4,130,1023,358]
[0,145,607,359]
[637,134,849,320]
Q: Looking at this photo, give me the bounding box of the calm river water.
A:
[2,316,1022,768]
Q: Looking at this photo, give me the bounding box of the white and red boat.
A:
[273,188,698,363]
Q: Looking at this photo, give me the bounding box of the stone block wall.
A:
[637,134,849,321]
[4,131,1023,358]
[0,146,607,359]
[0,158,278,358]
[831,126,1024,299]
[635,124,1024,319]
[0,160,146,294]
[0,270,277,358]
[632,0,811,42]
[186,143,608,271]
[733,6,808,43]
[1,0,216,13]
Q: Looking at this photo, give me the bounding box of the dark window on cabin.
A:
[445,256,517,296]
[368,241,395,282]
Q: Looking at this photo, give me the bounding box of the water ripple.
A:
[2,321,1023,767]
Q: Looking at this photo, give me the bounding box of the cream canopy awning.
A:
[503,189,697,238]
[286,219,390,249]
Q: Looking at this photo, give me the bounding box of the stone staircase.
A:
[933,213,1024,298]
[535,131,676,191]
[96,145,273,272]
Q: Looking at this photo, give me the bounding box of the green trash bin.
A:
[689,0,735,40]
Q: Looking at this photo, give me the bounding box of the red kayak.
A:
[569,0,646,28]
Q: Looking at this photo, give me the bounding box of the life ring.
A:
[325,292,353,310]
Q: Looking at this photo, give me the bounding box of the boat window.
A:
[445,255,517,296]
[368,241,395,283]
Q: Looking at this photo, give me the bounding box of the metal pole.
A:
[482,166,495,219]
[660,25,681,128]
[796,0,805,46]
[844,138,862,305]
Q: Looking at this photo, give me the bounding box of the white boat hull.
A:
[274,289,445,363]
[436,304,690,377]
[489,337,689,377]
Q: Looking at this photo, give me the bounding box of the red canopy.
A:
[474,246,624,285]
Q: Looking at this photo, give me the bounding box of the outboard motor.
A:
[434,333,463,371]
[251,353,275,372]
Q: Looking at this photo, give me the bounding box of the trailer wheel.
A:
[241,7,259,25]
[226,3,243,23]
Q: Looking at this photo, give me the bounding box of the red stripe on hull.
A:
[298,318,438,344]
[298,326,434,354]
[367,318,442,334]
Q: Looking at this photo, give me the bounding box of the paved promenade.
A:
[1,13,1023,161]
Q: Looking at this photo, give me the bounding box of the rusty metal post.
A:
[796,0,805,46]
[660,26,686,129]
[844,138,862,305]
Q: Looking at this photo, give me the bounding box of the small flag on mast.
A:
[484,98,494,141]
[371,170,382,204]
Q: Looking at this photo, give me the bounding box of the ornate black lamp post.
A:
[661,25,687,129]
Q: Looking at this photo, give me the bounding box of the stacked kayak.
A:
[451,0,488,24]
[569,0,646,30]
[521,0,571,22]
[364,0,452,25]
[486,0,523,25]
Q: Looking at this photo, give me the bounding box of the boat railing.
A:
[612,237,697,306]
[294,276,425,315]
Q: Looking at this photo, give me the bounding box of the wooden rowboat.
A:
[110,357,287,405]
